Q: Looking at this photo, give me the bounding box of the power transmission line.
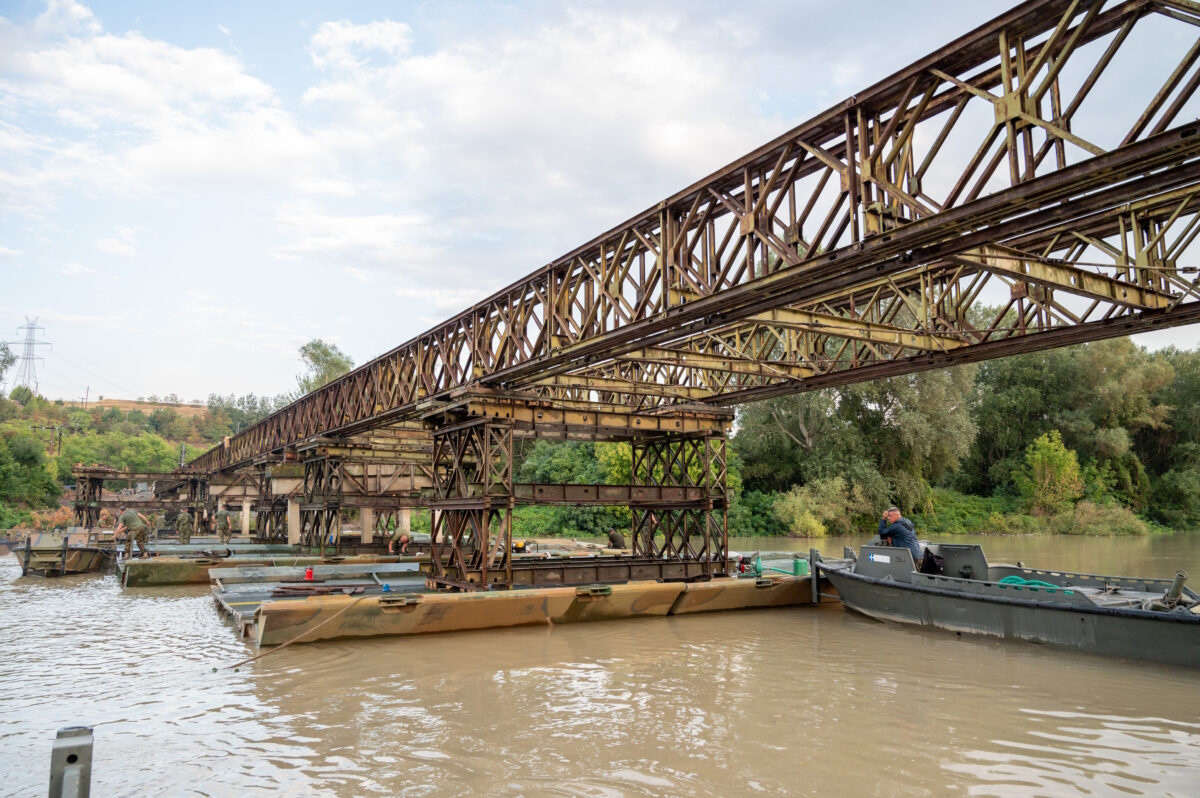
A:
[47,346,149,398]
[6,316,51,394]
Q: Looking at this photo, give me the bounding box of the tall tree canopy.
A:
[296,339,354,396]
[733,366,977,513]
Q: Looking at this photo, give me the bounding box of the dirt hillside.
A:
[73,398,209,419]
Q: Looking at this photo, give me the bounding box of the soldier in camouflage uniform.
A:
[175,512,193,544]
[115,505,152,559]
[216,508,233,545]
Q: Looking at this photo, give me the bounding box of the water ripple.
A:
[2,552,1199,796]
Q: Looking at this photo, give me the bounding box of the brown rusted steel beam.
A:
[511,483,723,507]
[70,468,196,482]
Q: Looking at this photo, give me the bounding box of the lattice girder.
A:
[427,419,514,589]
[630,433,728,575]
[299,457,343,550]
[189,1,1200,473]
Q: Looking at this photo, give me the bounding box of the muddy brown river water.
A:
[2,534,1199,796]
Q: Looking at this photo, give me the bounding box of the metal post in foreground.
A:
[48,726,93,798]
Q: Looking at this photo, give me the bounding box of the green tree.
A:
[728,490,780,537]
[296,339,354,396]
[513,441,630,537]
[960,348,1081,494]
[733,365,976,515]
[965,340,1170,506]
[0,343,14,385]
[772,476,877,537]
[1015,431,1083,516]
[55,431,177,481]
[10,385,33,406]
[1137,347,1200,476]
[0,432,60,512]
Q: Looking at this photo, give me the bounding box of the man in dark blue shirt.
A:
[878,506,921,562]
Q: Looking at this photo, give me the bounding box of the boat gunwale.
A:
[820,562,1200,625]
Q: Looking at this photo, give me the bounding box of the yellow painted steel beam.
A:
[443,395,731,436]
[744,307,965,350]
[616,346,814,379]
[537,374,716,401]
[953,246,1174,309]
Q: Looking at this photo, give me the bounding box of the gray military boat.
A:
[817,543,1200,668]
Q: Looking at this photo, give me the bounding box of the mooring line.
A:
[221,593,371,670]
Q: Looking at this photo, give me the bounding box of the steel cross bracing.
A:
[70,467,210,529]
[193,0,1200,477]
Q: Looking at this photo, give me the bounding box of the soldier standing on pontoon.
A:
[216,508,233,545]
[175,512,193,544]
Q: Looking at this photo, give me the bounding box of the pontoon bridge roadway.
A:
[77,0,1200,590]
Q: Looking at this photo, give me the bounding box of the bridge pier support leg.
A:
[360,508,375,544]
[631,432,729,576]
[300,457,342,553]
[427,418,513,590]
[73,477,103,529]
[287,498,301,545]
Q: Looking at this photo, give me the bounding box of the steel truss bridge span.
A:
[177,0,1200,589]
[195,0,1200,472]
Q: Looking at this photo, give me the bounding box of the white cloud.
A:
[394,285,491,312]
[32,0,102,37]
[120,107,346,194]
[93,225,137,256]
[0,1,336,210]
[59,261,95,274]
[9,32,273,131]
[340,266,369,283]
[270,201,438,265]
[302,10,773,190]
[36,309,130,328]
[0,245,22,258]
[309,19,413,72]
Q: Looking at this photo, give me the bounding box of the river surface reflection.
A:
[1,534,1198,796]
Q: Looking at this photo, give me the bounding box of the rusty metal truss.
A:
[190,0,1200,477]
[254,468,291,542]
[299,458,342,550]
[631,434,728,573]
[71,468,210,530]
[72,475,103,528]
[426,418,516,589]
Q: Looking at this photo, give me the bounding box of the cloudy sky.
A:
[4,0,1187,404]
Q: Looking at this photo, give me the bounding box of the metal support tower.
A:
[8,316,49,394]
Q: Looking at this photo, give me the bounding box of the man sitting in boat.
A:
[878,506,921,562]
